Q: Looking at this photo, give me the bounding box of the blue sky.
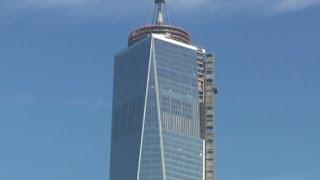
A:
[0,0,320,180]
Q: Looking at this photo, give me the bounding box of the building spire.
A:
[155,0,165,25]
[128,0,192,46]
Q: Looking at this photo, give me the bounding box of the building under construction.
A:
[109,0,218,179]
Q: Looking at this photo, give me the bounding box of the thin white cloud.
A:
[184,0,320,14]
[25,0,90,7]
[0,93,107,109]
[0,93,36,106]
[222,172,320,180]
[173,0,209,8]
[66,96,106,109]
[1,0,320,18]
[273,0,320,13]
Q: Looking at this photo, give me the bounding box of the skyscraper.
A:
[109,1,218,179]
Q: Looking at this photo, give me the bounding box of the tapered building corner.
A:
[109,1,217,179]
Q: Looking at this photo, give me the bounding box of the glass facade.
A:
[110,35,205,180]
[154,39,203,180]
[139,44,164,180]
[110,38,151,180]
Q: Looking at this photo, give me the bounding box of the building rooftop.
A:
[128,0,191,46]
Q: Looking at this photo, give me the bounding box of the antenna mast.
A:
[155,0,165,25]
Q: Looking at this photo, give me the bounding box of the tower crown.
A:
[128,0,191,46]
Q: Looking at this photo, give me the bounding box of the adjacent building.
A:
[109,0,218,179]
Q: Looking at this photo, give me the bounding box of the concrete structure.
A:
[109,1,218,179]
